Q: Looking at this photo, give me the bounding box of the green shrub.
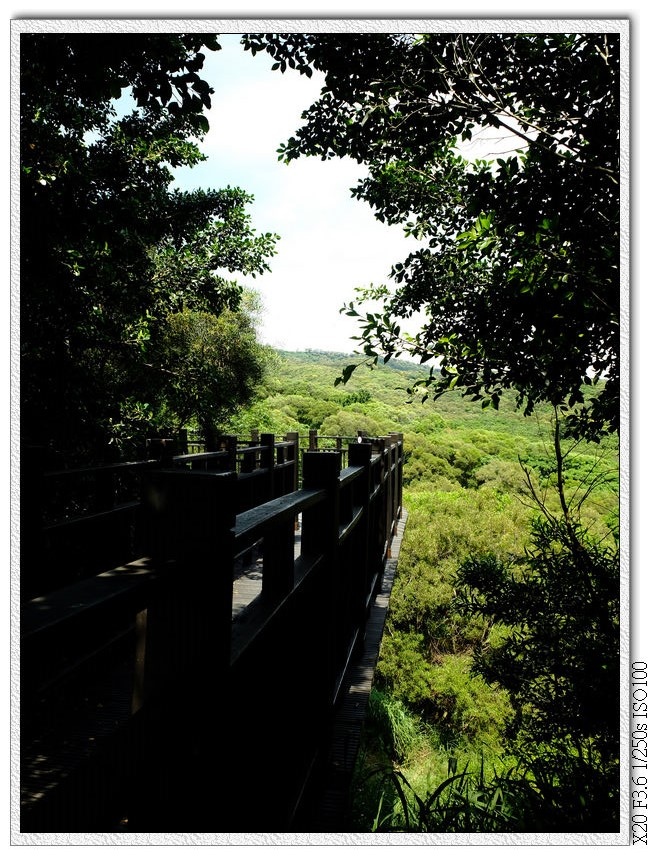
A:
[367,688,421,761]
[223,351,620,832]
[376,631,436,708]
[455,513,620,830]
[427,654,513,744]
[318,409,384,438]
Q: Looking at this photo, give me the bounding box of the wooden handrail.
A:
[20,432,405,833]
[234,488,325,553]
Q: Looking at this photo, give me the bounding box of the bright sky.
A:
[171,34,419,354]
[169,35,530,354]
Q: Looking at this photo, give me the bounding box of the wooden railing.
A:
[20,434,301,600]
[20,433,404,832]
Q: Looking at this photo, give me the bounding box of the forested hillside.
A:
[225,349,620,832]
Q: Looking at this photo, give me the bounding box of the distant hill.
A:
[226,348,556,444]
[277,348,434,375]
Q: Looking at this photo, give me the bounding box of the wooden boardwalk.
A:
[231,551,264,618]
[299,510,408,830]
[229,511,408,831]
[21,435,406,832]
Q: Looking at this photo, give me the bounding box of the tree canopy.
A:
[20,33,278,461]
[243,32,620,439]
[153,298,271,448]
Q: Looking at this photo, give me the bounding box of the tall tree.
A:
[243,32,620,439]
[20,33,277,461]
[151,297,272,448]
[455,423,620,829]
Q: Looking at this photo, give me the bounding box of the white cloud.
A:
[173,35,417,353]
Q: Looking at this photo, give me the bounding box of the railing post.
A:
[217,434,238,471]
[239,433,253,474]
[260,432,275,502]
[381,436,394,556]
[140,469,237,693]
[391,432,404,518]
[261,518,295,601]
[348,441,373,611]
[132,469,237,828]
[301,450,341,703]
[250,428,259,470]
[301,450,341,557]
[260,432,275,468]
[284,432,298,492]
[176,429,188,454]
[387,435,395,538]
[309,429,318,451]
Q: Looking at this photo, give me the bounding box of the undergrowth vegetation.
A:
[225,350,620,833]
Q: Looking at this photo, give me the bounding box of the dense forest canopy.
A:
[20,33,277,462]
[244,32,620,441]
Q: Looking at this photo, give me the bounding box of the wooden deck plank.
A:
[231,527,302,622]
